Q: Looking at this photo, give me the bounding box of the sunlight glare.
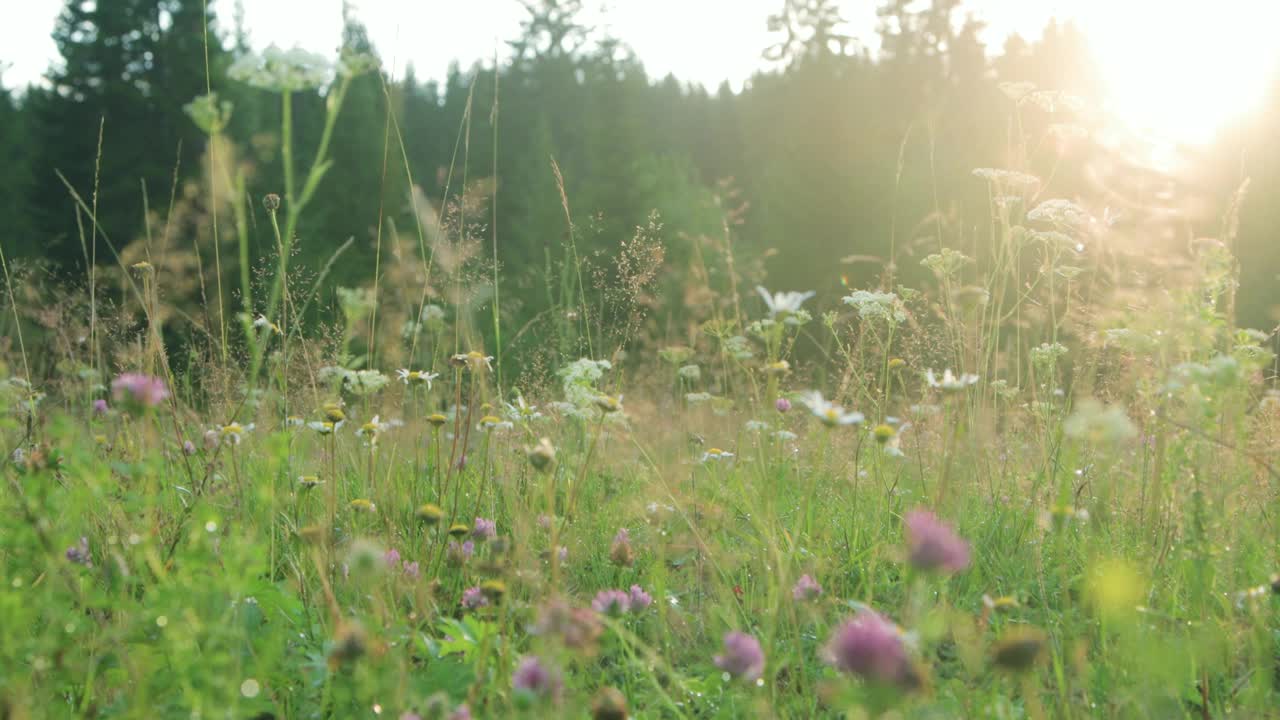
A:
[1083,1,1280,144]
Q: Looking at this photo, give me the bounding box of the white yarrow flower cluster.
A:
[228,45,332,92]
[556,358,613,419]
[843,290,907,325]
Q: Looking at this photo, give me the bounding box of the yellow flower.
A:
[415,503,444,525]
[349,498,377,514]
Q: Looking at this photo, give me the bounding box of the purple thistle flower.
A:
[904,509,970,574]
[824,609,915,687]
[182,440,197,455]
[592,589,630,616]
[714,631,765,681]
[512,656,562,702]
[461,586,488,609]
[792,574,822,601]
[385,548,401,567]
[472,517,497,542]
[628,585,653,612]
[65,537,92,567]
[92,399,109,415]
[775,397,792,413]
[111,373,170,411]
[403,561,420,580]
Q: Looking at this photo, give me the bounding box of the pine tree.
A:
[29,0,228,268]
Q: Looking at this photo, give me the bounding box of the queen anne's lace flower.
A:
[228,45,333,92]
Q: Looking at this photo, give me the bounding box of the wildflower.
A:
[322,402,347,423]
[775,397,792,413]
[628,585,653,612]
[448,522,470,538]
[228,44,332,92]
[1027,198,1093,231]
[1064,398,1137,446]
[461,586,488,610]
[253,314,281,334]
[745,420,770,433]
[920,248,973,278]
[800,391,864,427]
[308,421,339,435]
[609,529,634,567]
[525,437,556,472]
[873,424,896,444]
[765,360,791,375]
[328,620,368,668]
[591,687,629,720]
[356,415,389,444]
[426,413,448,428]
[843,290,907,324]
[346,538,388,576]
[450,351,494,372]
[972,168,1041,189]
[402,561,420,580]
[701,447,734,463]
[658,346,694,365]
[512,656,563,704]
[111,373,170,411]
[217,422,253,446]
[924,369,979,393]
[824,610,917,688]
[472,517,497,542]
[397,368,439,388]
[349,498,377,514]
[982,594,1019,613]
[773,430,798,442]
[262,193,281,212]
[677,364,701,382]
[594,394,624,414]
[182,440,197,455]
[534,598,603,652]
[416,503,444,525]
[756,286,815,320]
[1037,505,1090,530]
[285,415,304,428]
[992,627,1048,672]
[505,395,543,422]
[685,392,712,404]
[888,358,906,371]
[345,370,390,396]
[477,415,513,431]
[448,705,471,720]
[446,540,474,566]
[792,574,822,601]
[714,631,765,681]
[298,475,323,489]
[203,429,220,450]
[65,537,92,567]
[904,509,970,574]
[592,589,631,616]
[92,399,109,416]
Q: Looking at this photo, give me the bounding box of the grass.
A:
[1,50,1279,720]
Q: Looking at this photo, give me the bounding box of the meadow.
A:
[3,30,1280,720]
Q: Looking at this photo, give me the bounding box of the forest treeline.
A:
[1,0,1277,365]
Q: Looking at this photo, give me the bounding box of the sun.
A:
[1082,1,1280,145]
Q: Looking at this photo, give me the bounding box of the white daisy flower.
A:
[800,391,865,427]
[924,369,979,393]
[756,286,815,319]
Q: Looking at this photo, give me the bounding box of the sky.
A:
[3,1,1280,143]
[0,0,1082,91]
